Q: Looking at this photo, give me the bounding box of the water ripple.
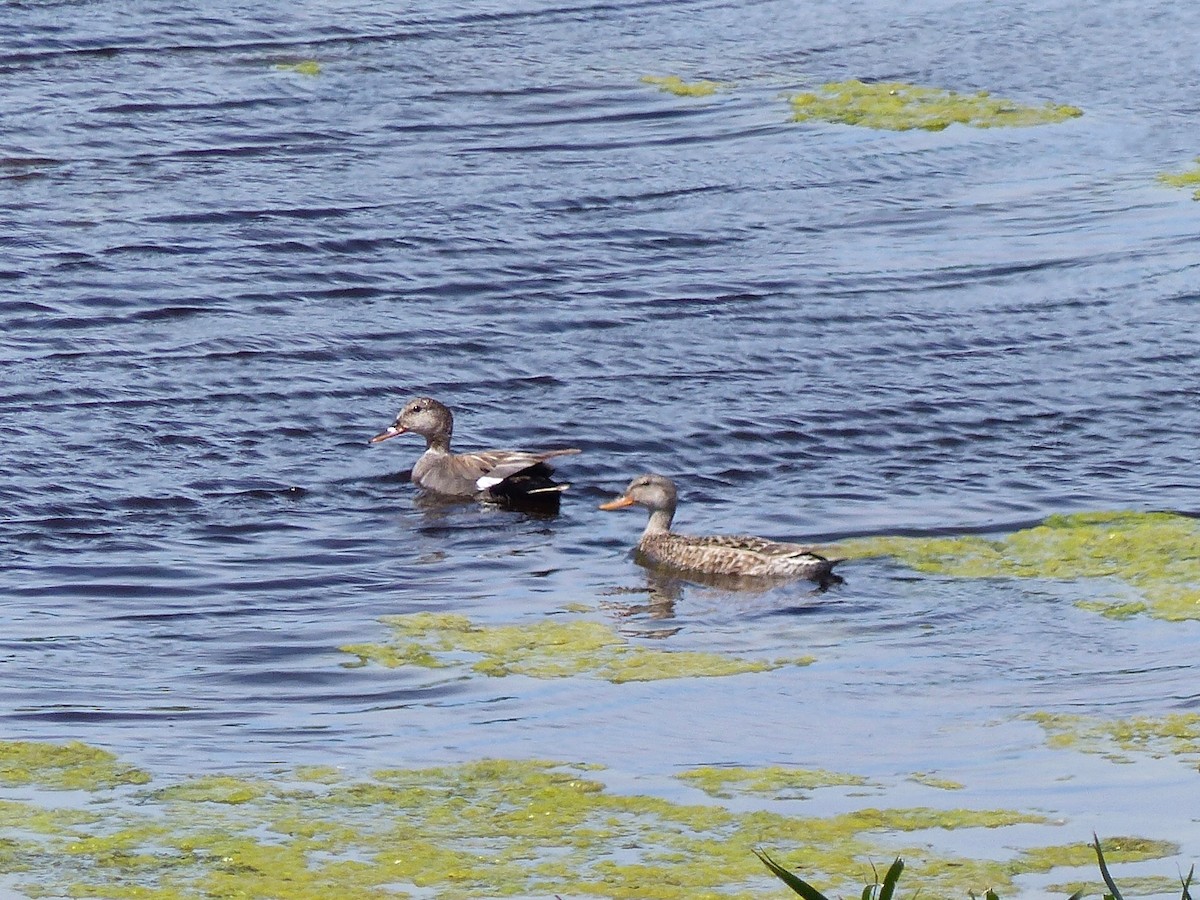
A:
[3,0,1200,876]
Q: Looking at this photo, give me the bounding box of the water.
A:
[2,0,1200,891]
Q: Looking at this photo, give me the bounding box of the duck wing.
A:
[640,532,845,582]
[682,534,799,554]
[470,448,581,491]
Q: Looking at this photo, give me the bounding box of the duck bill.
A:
[598,495,634,511]
[369,425,406,444]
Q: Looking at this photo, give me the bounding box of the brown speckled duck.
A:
[600,473,845,587]
[370,397,580,503]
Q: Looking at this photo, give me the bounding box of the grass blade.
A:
[754,848,833,900]
[1180,863,1194,900]
[878,857,905,900]
[1093,834,1125,900]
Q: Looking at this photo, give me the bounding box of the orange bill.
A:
[598,495,634,510]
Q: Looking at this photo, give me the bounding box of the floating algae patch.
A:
[835,511,1200,621]
[292,765,343,784]
[904,839,1183,900]
[0,747,1091,900]
[1029,711,1200,765]
[275,59,321,76]
[908,772,966,791]
[1026,838,1182,900]
[150,774,271,805]
[340,612,814,683]
[641,75,721,97]
[1050,874,1187,898]
[678,765,872,799]
[0,800,101,834]
[0,740,150,790]
[1158,157,1200,199]
[788,79,1082,130]
[1021,836,1179,870]
[1074,598,1149,620]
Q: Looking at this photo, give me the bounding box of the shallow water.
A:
[3,0,1200,893]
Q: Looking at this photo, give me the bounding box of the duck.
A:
[599,473,845,587]
[369,397,580,503]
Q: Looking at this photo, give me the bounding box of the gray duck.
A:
[600,473,845,587]
[370,397,580,502]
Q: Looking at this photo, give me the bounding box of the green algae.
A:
[835,510,1200,621]
[1021,836,1179,870]
[788,79,1082,131]
[1051,874,1185,898]
[1029,711,1200,764]
[0,799,101,833]
[0,740,150,790]
[1074,598,1150,620]
[151,775,271,805]
[560,601,593,614]
[0,745,1113,900]
[340,612,814,683]
[1158,158,1200,199]
[291,765,342,784]
[678,765,872,799]
[641,75,721,97]
[908,772,965,791]
[275,60,321,76]
[1021,839,1186,900]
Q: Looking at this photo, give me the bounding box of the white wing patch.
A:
[476,475,505,490]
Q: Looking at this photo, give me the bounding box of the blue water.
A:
[3,0,1200,893]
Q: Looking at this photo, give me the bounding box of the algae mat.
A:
[789,80,1082,130]
[340,612,815,682]
[834,510,1200,621]
[1159,157,1200,199]
[639,73,1083,132]
[0,740,1179,899]
[1030,711,1200,765]
[641,75,721,97]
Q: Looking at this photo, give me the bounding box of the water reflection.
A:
[600,581,681,629]
[405,482,566,519]
[599,557,845,635]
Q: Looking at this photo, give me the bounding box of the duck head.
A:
[599,473,678,515]
[370,396,453,445]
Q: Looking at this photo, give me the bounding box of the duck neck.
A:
[424,431,452,454]
[642,505,675,538]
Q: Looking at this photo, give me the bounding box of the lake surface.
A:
[2,0,1200,894]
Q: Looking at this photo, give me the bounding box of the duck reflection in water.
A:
[599,572,684,630]
[599,562,832,635]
